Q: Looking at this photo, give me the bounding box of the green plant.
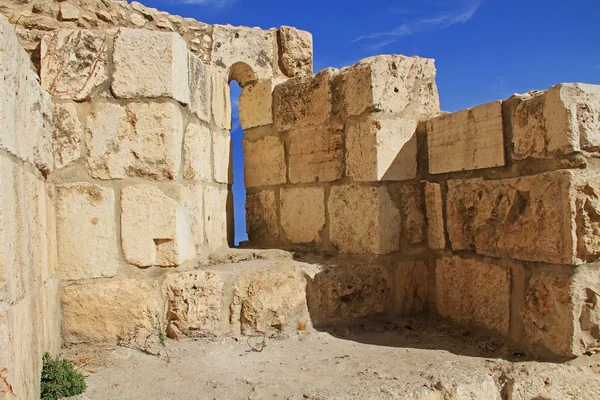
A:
[117,308,171,363]
[40,353,86,400]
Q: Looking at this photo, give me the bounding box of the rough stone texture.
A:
[204,185,228,250]
[273,69,334,132]
[52,102,82,169]
[447,170,600,265]
[40,29,110,101]
[436,257,511,335]
[346,118,418,182]
[239,78,282,129]
[163,271,224,339]
[244,135,286,188]
[427,101,505,174]
[188,54,212,123]
[281,187,325,244]
[58,3,79,21]
[399,184,426,245]
[288,125,343,184]
[180,184,205,251]
[183,122,212,182]
[338,55,440,118]
[113,29,189,103]
[211,25,277,82]
[62,279,160,344]
[56,183,117,280]
[246,190,279,243]
[424,183,445,250]
[278,26,313,78]
[121,185,196,268]
[233,264,310,336]
[509,83,600,160]
[394,261,429,315]
[211,74,232,130]
[86,101,184,180]
[213,130,231,184]
[522,266,600,358]
[329,185,401,255]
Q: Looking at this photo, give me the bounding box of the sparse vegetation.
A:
[117,308,171,363]
[40,353,86,400]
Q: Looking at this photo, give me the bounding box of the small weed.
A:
[40,353,86,400]
[117,308,171,363]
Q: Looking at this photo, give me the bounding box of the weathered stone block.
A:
[394,261,429,315]
[52,102,82,169]
[289,125,343,183]
[246,190,279,243]
[163,271,224,339]
[427,101,505,174]
[399,184,426,245]
[180,183,205,251]
[188,53,212,123]
[58,3,79,21]
[41,29,109,100]
[86,101,184,180]
[436,256,511,335]
[278,26,313,78]
[56,183,117,280]
[204,186,228,250]
[425,182,445,250]
[121,185,196,268]
[281,187,325,244]
[112,29,189,103]
[447,170,600,265]
[239,78,282,129]
[329,185,401,255]
[183,122,212,182]
[62,279,160,344]
[244,135,286,188]
[338,55,440,118]
[213,130,231,184]
[508,83,600,160]
[346,118,418,182]
[273,69,334,132]
[211,74,231,130]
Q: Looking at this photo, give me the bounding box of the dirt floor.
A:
[66,316,600,400]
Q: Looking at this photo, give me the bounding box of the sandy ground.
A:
[66,317,600,400]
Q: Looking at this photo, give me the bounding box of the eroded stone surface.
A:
[52,102,82,169]
[204,186,228,250]
[239,78,281,129]
[289,125,343,184]
[278,26,313,78]
[211,74,231,130]
[281,187,325,244]
[183,122,211,182]
[399,184,426,245]
[188,53,212,123]
[213,130,231,184]
[394,261,429,315]
[244,135,286,188]
[246,190,279,244]
[425,183,445,250]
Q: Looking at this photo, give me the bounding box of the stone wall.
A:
[0,15,60,399]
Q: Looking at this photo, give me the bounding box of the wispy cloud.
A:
[172,0,237,8]
[352,0,483,50]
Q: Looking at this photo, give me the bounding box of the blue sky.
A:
[141,0,600,244]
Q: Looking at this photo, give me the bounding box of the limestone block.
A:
[278,26,313,78]
[62,279,161,344]
[112,29,189,103]
[447,170,600,265]
[213,130,231,184]
[86,101,184,180]
[233,264,310,336]
[346,118,418,182]
[522,266,600,358]
[427,101,505,174]
[52,102,82,169]
[436,256,511,335]
[239,78,282,129]
[244,135,286,188]
[56,183,117,280]
[183,122,212,182]
[180,183,205,251]
[289,125,343,184]
[58,3,80,21]
[204,186,228,250]
[329,185,401,255]
[40,29,109,100]
[211,25,277,82]
[394,261,428,315]
[424,183,445,250]
[281,187,325,244]
[246,190,279,243]
[508,83,600,160]
[43,185,58,283]
[273,69,334,132]
[163,271,224,339]
[211,74,231,130]
[188,53,212,123]
[338,55,440,118]
[40,277,61,356]
[399,184,426,245]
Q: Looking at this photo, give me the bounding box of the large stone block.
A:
[281,187,325,244]
[508,83,600,160]
[244,135,286,188]
[163,271,224,339]
[40,29,110,100]
[424,182,446,250]
[436,256,511,335]
[180,183,205,251]
[246,190,279,244]
[188,53,212,123]
[346,118,418,182]
[289,125,343,183]
[399,184,426,245]
[52,102,82,169]
[394,260,429,315]
[338,55,440,118]
[211,74,232,130]
[447,170,600,265]
[204,186,228,250]
[239,78,282,129]
[427,101,505,174]
[329,184,401,255]
[56,183,117,280]
[273,69,334,132]
[213,130,231,184]
[86,101,184,180]
[121,185,196,268]
[183,122,212,182]
[62,279,161,344]
[112,29,189,103]
[278,26,313,78]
